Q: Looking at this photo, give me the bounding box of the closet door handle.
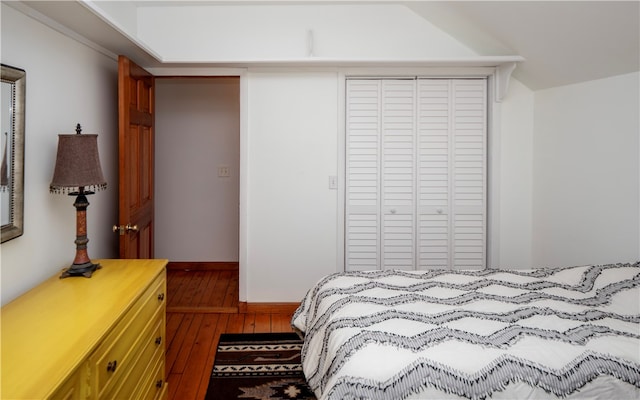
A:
[390,209,397,214]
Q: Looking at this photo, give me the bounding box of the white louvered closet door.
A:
[450,79,487,269]
[416,80,451,269]
[345,78,486,271]
[381,80,416,270]
[416,79,487,269]
[345,80,382,271]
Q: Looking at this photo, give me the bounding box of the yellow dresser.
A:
[1,259,168,400]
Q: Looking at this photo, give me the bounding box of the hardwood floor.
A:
[167,264,239,313]
[165,264,296,400]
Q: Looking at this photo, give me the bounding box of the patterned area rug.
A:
[205,332,316,400]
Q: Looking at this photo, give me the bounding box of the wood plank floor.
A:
[167,263,239,313]
[165,265,295,400]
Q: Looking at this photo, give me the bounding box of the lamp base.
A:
[60,261,101,279]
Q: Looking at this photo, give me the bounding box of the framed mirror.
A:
[1,64,25,243]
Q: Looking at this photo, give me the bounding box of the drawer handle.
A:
[107,360,118,372]
[157,293,165,301]
[156,380,163,389]
[155,336,162,345]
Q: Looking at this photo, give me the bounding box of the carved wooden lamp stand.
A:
[50,124,107,278]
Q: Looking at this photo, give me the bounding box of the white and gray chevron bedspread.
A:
[292,262,640,400]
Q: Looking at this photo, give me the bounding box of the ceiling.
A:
[408,1,640,90]
[12,1,640,90]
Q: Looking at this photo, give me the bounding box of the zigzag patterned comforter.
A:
[292,263,640,400]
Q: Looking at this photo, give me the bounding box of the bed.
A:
[292,262,640,399]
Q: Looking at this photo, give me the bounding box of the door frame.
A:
[145,67,248,301]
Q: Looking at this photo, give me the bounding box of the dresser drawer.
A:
[132,344,167,400]
[92,272,166,397]
[102,316,165,399]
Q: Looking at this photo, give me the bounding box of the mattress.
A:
[292,262,640,399]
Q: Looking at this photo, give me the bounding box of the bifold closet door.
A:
[345,78,486,271]
[345,79,383,271]
[449,79,487,269]
[380,80,416,270]
[345,79,417,271]
[416,79,487,269]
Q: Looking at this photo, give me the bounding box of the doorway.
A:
[154,77,240,309]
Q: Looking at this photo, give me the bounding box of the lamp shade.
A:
[50,132,107,194]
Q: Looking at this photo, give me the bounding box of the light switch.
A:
[218,166,230,177]
[329,175,337,189]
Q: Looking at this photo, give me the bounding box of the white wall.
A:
[496,78,534,268]
[136,4,475,61]
[532,72,640,267]
[245,71,340,301]
[0,4,119,305]
[155,78,240,262]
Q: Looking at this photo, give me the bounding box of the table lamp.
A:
[50,123,107,278]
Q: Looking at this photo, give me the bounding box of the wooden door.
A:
[116,55,155,258]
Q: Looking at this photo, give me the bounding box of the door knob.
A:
[112,224,139,235]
